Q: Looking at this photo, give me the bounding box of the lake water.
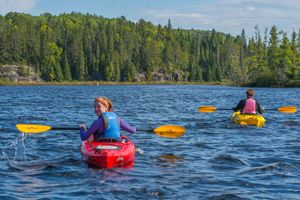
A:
[0,85,299,199]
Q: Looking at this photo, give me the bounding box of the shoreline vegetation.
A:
[0,80,229,86]
[0,12,299,87]
[1,80,299,87]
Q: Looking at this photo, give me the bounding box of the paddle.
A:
[198,105,297,113]
[15,124,185,138]
[139,125,186,138]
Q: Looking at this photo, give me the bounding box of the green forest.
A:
[0,12,299,86]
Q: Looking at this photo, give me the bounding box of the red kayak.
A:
[80,136,135,168]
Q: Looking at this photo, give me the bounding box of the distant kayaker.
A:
[233,89,264,114]
[79,97,136,141]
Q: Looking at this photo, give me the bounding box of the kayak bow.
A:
[80,135,135,168]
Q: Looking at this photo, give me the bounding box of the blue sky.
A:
[0,0,299,37]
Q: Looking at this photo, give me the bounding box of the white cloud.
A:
[0,0,37,15]
[141,0,300,36]
[245,6,256,12]
[144,9,216,25]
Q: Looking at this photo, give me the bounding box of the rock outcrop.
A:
[0,65,42,82]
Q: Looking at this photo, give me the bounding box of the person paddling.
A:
[79,97,136,141]
[233,89,264,114]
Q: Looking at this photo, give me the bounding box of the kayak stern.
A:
[231,112,266,127]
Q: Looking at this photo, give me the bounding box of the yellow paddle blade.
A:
[277,106,297,113]
[16,124,52,134]
[198,106,217,112]
[153,125,185,138]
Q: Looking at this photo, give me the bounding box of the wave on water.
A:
[8,155,79,171]
[241,161,297,173]
[210,154,249,166]
[281,120,300,127]
[1,85,299,199]
[17,116,48,121]
[1,134,78,170]
[208,193,248,200]
[242,161,300,174]
[135,148,144,155]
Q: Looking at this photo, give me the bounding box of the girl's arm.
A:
[119,118,136,133]
[80,118,105,141]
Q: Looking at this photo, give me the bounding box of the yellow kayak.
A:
[231,112,266,127]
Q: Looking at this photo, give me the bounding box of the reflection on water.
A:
[159,154,184,163]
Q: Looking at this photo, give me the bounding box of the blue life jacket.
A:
[102,112,120,140]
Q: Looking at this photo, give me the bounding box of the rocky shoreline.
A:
[0,65,299,87]
[0,65,42,83]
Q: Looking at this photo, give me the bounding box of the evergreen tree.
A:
[239,29,247,82]
[0,13,298,85]
[61,50,72,81]
[277,32,292,86]
[294,30,300,79]
[268,26,280,81]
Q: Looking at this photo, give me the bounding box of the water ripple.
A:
[0,85,299,199]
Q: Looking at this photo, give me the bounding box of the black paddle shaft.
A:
[52,127,80,130]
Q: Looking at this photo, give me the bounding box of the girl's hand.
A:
[79,124,87,131]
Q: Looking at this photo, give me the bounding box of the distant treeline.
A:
[0,12,299,86]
